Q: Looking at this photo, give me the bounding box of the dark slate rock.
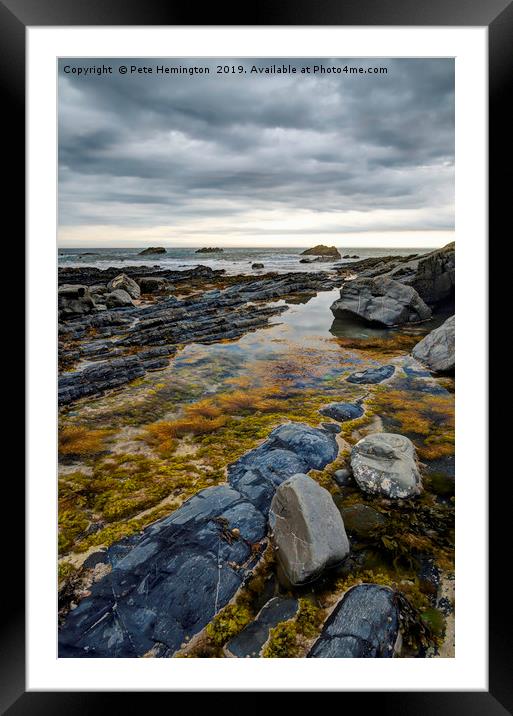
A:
[59,423,339,658]
[82,550,109,569]
[268,423,339,470]
[308,584,400,658]
[320,402,363,422]
[321,422,341,434]
[58,486,266,658]
[347,365,395,384]
[228,423,339,514]
[225,597,299,657]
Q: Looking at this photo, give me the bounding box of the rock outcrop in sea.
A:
[138,246,167,255]
[301,245,341,259]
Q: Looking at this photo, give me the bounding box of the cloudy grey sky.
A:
[58,58,454,248]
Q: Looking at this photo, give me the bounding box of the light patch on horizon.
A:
[58,58,454,248]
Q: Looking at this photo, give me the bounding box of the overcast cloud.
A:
[58,58,454,247]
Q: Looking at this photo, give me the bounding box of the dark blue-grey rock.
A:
[320,402,363,422]
[58,486,267,658]
[351,433,422,499]
[268,423,339,471]
[269,474,349,585]
[321,422,341,434]
[228,422,339,514]
[347,365,395,384]
[308,584,400,658]
[59,422,339,658]
[330,277,431,327]
[225,597,299,657]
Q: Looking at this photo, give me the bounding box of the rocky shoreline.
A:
[58,243,455,658]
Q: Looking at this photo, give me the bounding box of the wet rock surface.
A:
[58,269,340,405]
[320,402,363,422]
[269,474,349,586]
[59,423,338,657]
[308,584,399,658]
[351,433,422,499]
[228,423,339,515]
[225,597,299,657]
[347,365,395,384]
[331,276,432,327]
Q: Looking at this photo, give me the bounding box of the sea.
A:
[58,246,431,276]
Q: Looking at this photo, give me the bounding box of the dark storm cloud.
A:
[58,58,454,234]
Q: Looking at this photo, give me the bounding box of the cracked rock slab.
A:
[308,584,400,658]
[224,597,299,658]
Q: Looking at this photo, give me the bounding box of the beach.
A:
[57,243,455,659]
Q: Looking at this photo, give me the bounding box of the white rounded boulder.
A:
[350,433,422,499]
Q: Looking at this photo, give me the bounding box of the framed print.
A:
[5,0,508,708]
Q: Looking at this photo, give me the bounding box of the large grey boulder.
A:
[105,289,134,308]
[350,433,422,499]
[107,273,141,299]
[269,473,350,585]
[331,276,432,327]
[412,315,455,373]
[308,584,400,658]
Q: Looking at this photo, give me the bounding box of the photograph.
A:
[56,57,455,659]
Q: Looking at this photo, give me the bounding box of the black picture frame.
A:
[6,0,507,710]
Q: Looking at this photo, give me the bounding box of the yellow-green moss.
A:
[205,603,254,647]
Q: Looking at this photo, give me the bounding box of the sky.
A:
[58,58,454,249]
